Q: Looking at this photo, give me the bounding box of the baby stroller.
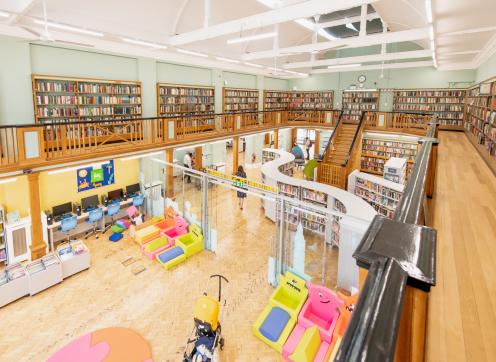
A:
[183,274,229,362]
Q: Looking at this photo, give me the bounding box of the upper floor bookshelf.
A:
[263,90,334,111]
[341,90,379,122]
[263,90,291,111]
[32,74,142,124]
[393,88,466,130]
[223,87,259,112]
[157,83,215,117]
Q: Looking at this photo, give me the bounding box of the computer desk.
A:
[46,198,133,251]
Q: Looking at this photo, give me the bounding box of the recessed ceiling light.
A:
[33,19,104,37]
[121,38,167,49]
[176,48,208,58]
[0,11,10,18]
[327,63,361,69]
[215,56,240,63]
[227,32,277,44]
[244,62,264,68]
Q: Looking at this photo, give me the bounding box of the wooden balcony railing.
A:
[0,109,338,174]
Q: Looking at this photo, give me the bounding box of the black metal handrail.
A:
[336,121,439,362]
[341,111,367,166]
[318,110,344,161]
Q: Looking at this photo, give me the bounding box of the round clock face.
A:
[358,75,366,83]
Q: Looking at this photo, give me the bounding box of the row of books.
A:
[159,104,214,114]
[394,90,465,97]
[225,90,258,98]
[467,96,492,108]
[35,81,77,93]
[224,97,258,103]
[78,84,140,94]
[394,97,464,104]
[159,87,214,96]
[225,104,258,111]
[301,189,327,204]
[160,96,214,105]
[393,104,463,112]
[343,103,378,110]
[36,95,77,105]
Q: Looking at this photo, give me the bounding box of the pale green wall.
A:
[137,58,157,117]
[223,71,257,89]
[156,62,213,86]
[476,52,496,83]
[264,77,290,91]
[290,67,475,110]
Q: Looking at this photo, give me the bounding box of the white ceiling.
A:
[0,0,495,76]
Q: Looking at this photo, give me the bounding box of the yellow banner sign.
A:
[205,168,277,193]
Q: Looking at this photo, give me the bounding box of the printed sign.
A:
[205,168,277,193]
[77,160,115,192]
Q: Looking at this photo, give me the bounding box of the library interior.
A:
[0,0,495,361]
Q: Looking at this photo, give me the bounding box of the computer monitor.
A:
[81,195,99,211]
[108,188,123,202]
[52,202,73,218]
[126,183,140,195]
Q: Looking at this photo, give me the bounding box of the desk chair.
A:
[85,208,103,240]
[60,216,78,242]
[294,157,305,171]
[133,194,145,215]
[104,202,121,233]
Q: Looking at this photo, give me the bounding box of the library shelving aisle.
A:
[426,131,496,362]
[393,88,466,130]
[32,75,142,124]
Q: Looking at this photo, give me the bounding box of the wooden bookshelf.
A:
[360,132,420,177]
[341,90,379,122]
[32,75,142,123]
[393,88,466,130]
[464,81,496,171]
[263,90,291,110]
[289,90,334,110]
[223,87,259,112]
[157,83,215,116]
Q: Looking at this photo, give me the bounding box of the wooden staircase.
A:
[323,122,359,165]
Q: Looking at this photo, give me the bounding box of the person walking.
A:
[183,152,193,183]
[236,165,247,210]
[304,137,312,160]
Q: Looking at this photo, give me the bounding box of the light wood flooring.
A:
[426,132,496,362]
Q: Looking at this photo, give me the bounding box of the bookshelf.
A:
[360,132,420,177]
[157,83,215,116]
[464,81,496,171]
[263,90,291,111]
[348,170,404,219]
[393,88,466,130]
[0,206,6,265]
[289,91,334,110]
[32,75,142,124]
[223,87,259,112]
[341,90,379,122]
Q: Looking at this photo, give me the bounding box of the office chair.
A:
[133,194,145,208]
[85,207,103,239]
[104,202,121,233]
[60,216,78,242]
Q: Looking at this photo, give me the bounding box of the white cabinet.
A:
[5,217,32,264]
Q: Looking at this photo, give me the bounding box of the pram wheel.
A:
[219,337,224,350]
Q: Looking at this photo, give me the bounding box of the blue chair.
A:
[60,216,78,242]
[133,194,145,207]
[104,202,121,233]
[85,208,103,239]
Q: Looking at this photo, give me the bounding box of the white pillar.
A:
[359,4,368,37]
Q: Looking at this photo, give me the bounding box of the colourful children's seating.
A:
[135,225,161,246]
[282,283,343,362]
[161,216,188,240]
[156,224,203,269]
[141,236,174,260]
[289,326,321,362]
[253,272,309,353]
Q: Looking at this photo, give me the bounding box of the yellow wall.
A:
[39,159,139,211]
[0,176,30,217]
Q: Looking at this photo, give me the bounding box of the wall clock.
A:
[358,75,366,83]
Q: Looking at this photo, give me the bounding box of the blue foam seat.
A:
[259,307,290,342]
[109,233,123,242]
[158,246,184,263]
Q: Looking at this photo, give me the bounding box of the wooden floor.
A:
[426,132,496,362]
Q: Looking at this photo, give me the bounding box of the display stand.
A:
[348,170,404,219]
[57,240,91,279]
[384,157,407,185]
[26,253,63,295]
[0,263,29,307]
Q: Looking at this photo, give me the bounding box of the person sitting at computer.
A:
[291,142,305,160]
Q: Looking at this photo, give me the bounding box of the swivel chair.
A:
[60,216,78,242]
[85,207,103,239]
[104,202,121,233]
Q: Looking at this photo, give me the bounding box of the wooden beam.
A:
[165,149,174,197]
[273,130,279,149]
[27,172,46,260]
[314,130,320,158]
[195,146,203,170]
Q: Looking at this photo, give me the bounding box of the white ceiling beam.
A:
[438,50,479,57]
[3,0,37,25]
[316,12,380,29]
[243,27,430,60]
[168,0,378,46]
[311,60,434,74]
[473,32,496,68]
[439,26,496,38]
[284,49,432,69]
[359,4,367,37]
[203,0,211,28]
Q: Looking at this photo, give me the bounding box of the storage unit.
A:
[393,89,466,130]
[57,240,91,279]
[348,170,404,219]
[0,263,29,307]
[0,206,6,265]
[341,90,379,122]
[4,217,32,264]
[32,75,142,124]
[26,253,63,295]
[384,157,407,185]
[157,83,215,116]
